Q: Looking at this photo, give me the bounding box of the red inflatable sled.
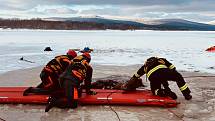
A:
[206,46,215,52]
[0,87,179,107]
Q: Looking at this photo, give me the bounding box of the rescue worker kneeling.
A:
[45,52,96,112]
[23,49,77,96]
[123,57,192,100]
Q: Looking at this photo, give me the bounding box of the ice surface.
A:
[0,29,215,73]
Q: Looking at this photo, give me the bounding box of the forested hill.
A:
[1,18,215,31]
[0,19,145,30]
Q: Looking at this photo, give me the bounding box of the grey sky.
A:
[0,0,215,23]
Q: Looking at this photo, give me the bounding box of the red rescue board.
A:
[206,46,215,52]
[0,87,178,107]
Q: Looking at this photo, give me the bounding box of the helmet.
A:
[81,47,93,53]
[145,57,158,67]
[147,57,158,62]
[84,47,90,52]
[82,52,91,62]
[67,49,77,58]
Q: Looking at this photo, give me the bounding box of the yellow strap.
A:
[147,65,167,78]
[55,65,61,70]
[180,84,188,91]
[169,65,175,69]
[56,56,68,68]
[51,65,57,71]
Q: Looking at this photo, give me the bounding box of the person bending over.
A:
[123,57,192,100]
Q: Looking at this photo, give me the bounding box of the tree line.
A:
[0,19,143,30]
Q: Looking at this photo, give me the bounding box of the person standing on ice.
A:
[123,57,192,100]
[45,52,96,112]
[23,49,77,95]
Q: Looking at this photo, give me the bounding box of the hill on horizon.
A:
[1,17,215,31]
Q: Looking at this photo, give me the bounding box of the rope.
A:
[166,108,185,121]
[163,104,184,121]
[19,57,35,63]
[106,91,121,121]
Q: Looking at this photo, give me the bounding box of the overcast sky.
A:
[0,0,215,23]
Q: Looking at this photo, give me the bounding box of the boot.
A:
[69,100,78,109]
[181,88,192,100]
[164,89,177,100]
[23,87,33,96]
[45,96,57,112]
[184,94,192,100]
[167,91,177,100]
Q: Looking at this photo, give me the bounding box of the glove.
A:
[87,90,97,95]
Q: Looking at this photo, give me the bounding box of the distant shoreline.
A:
[1,27,215,31]
[1,28,215,32]
[1,18,215,31]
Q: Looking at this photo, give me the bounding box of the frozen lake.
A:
[0,29,215,73]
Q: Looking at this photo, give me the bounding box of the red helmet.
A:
[67,49,77,58]
[82,52,91,62]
